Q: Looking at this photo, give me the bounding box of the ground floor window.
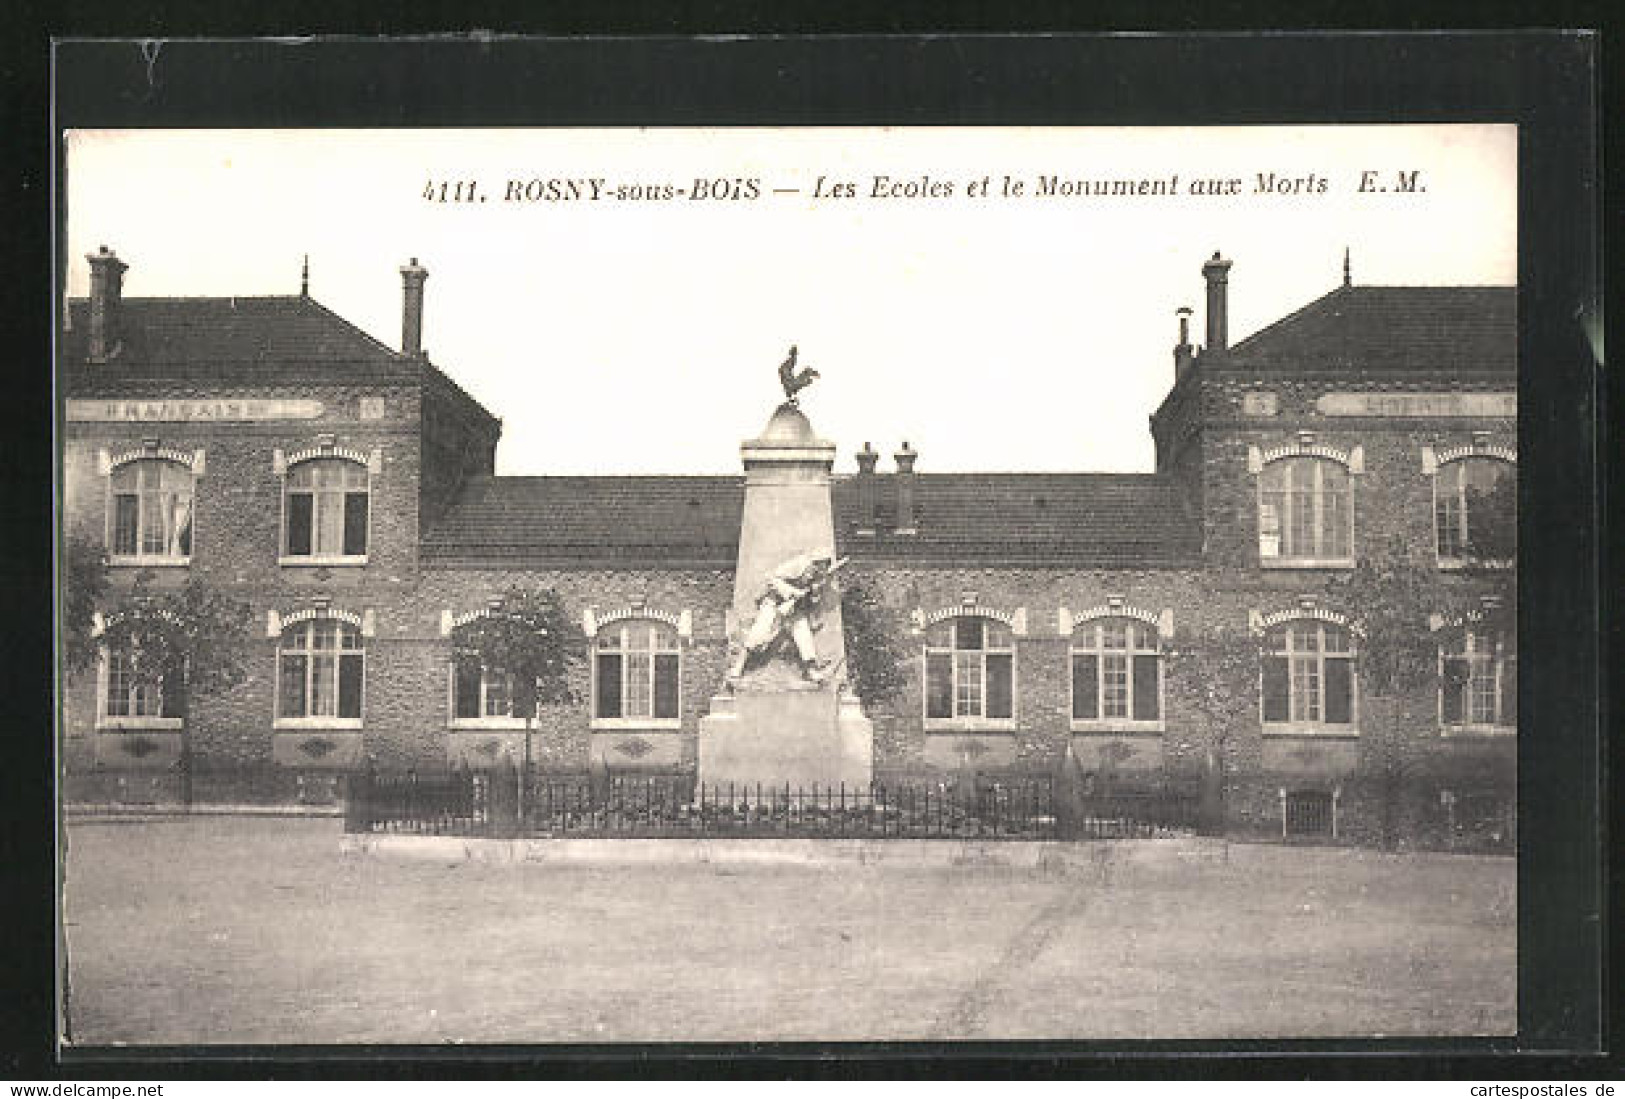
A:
[1262,619,1355,729]
[1441,629,1516,730]
[277,619,364,722]
[924,615,1014,723]
[452,657,516,720]
[103,651,184,720]
[594,620,680,721]
[1071,616,1161,724]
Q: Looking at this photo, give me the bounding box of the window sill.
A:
[1261,724,1359,738]
[1441,724,1516,738]
[1435,557,1515,572]
[1071,721,1165,735]
[96,717,183,731]
[924,720,1017,733]
[1259,557,1356,570]
[449,717,529,731]
[274,717,363,730]
[278,555,369,567]
[591,718,681,731]
[107,556,191,568]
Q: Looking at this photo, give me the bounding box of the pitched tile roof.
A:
[420,472,1201,568]
[59,296,499,425]
[421,476,744,565]
[62,296,407,371]
[1222,285,1516,373]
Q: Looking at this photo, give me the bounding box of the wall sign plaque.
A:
[66,398,326,422]
[1242,392,1279,416]
[1315,392,1515,418]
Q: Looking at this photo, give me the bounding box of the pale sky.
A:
[63,126,1516,475]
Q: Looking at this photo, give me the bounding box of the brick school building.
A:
[58,248,1516,846]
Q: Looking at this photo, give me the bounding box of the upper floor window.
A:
[1071,616,1162,727]
[924,615,1014,725]
[1441,629,1516,732]
[1258,456,1353,564]
[284,458,368,561]
[109,459,193,562]
[1262,619,1356,731]
[100,650,184,726]
[276,618,364,725]
[594,619,680,724]
[1435,456,1516,564]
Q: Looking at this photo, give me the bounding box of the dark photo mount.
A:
[32,32,1603,1078]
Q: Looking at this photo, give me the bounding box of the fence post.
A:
[1054,742,1087,841]
[588,753,610,808]
[489,754,519,838]
[179,735,194,813]
[344,757,374,833]
[1197,748,1226,836]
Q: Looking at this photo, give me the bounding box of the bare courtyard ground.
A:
[61,817,1514,1045]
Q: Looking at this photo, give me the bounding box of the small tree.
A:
[97,579,255,705]
[838,570,912,709]
[95,577,254,804]
[1324,545,1440,698]
[60,533,109,678]
[1323,538,1488,847]
[449,586,585,812]
[1172,624,1262,835]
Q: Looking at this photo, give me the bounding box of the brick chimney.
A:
[85,246,128,363]
[894,442,918,535]
[1173,306,1195,378]
[400,257,428,357]
[1202,251,1232,354]
[854,442,880,535]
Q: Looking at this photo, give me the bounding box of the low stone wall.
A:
[340,832,1232,870]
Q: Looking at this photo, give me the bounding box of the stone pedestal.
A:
[698,688,873,791]
[697,401,874,790]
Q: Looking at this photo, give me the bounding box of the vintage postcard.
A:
[58,121,1524,1046]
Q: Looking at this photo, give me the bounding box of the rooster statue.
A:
[777,344,820,406]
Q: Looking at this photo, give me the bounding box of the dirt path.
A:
[934,882,1084,1039]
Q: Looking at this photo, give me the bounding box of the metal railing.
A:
[1059,791,1202,839]
[526,776,1056,839]
[350,766,489,835]
[345,763,1201,841]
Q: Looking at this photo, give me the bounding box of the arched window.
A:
[1258,456,1353,563]
[109,458,193,561]
[593,619,680,723]
[1435,456,1515,563]
[1071,616,1162,727]
[1441,629,1516,731]
[276,619,364,724]
[1262,619,1356,729]
[283,458,369,560]
[924,615,1014,725]
[99,650,184,726]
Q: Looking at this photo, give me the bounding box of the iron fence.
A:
[525,776,1057,839]
[345,764,1200,841]
[1060,791,1201,839]
[352,767,489,836]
